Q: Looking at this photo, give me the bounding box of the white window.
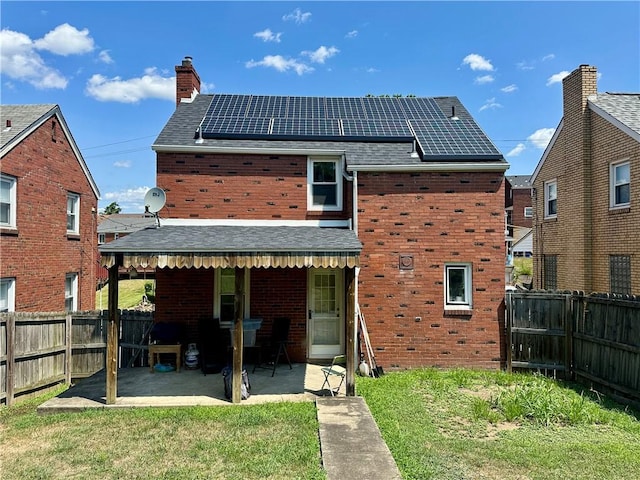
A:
[610,160,630,208]
[544,180,557,218]
[0,278,16,312]
[214,268,250,325]
[308,157,342,211]
[0,174,17,228]
[98,233,105,244]
[524,206,533,218]
[65,273,78,312]
[113,233,119,240]
[67,193,80,234]
[445,264,472,308]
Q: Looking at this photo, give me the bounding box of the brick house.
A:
[505,175,532,229]
[100,57,508,394]
[531,65,639,294]
[1,104,100,312]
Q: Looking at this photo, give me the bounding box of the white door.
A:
[308,268,344,358]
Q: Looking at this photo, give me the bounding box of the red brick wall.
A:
[1,116,98,311]
[156,152,351,221]
[356,171,505,369]
[511,188,532,227]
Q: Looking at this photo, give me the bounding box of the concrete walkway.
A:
[317,396,402,480]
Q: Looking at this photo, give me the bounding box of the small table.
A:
[149,344,181,373]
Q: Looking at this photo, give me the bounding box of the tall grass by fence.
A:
[0,310,153,406]
[507,291,640,404]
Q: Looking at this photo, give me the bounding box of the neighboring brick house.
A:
[531,65,639,294]
[101,57,508,376]
[1,104,100,312]
[505,175,533,228]
[96,214,156,284]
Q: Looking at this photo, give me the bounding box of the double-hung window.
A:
[214,268,250,325]
[308,157,342,211]
[65,273,78,312]
[98,233,105,244]
[524,206,533,218]
[67,193,80,234]
[445,264,472,308]
[544,180,557,218]
[1,174,17,228]
[610,160,630,208]
[0,278,16,312]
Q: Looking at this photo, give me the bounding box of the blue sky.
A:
[2,1,639,213]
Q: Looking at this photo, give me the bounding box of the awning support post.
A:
[106,262,120,404]
[345,266,356,396]
[232,267,245,403]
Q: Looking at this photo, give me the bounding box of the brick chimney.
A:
[175,56,201,106]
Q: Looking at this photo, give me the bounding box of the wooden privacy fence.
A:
[0,310,154,406]
[507,291,640,403]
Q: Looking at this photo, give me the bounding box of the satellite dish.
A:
[144,187,166,213]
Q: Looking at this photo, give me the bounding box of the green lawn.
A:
[95,279,155,310]
[2,369,638,479]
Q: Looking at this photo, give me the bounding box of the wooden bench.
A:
[149,344,182,373]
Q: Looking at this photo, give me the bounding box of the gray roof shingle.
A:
[1,104,57,150]
[589,93,640,136]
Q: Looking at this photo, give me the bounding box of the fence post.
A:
[506,292,512,373]
[65,313,73,385]
[6,314,15,406]
[564,294,573,380]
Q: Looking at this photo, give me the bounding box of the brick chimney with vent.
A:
[175,56,201,106]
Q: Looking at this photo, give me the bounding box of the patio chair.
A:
[252,317,293,376]
[320,355,347,396]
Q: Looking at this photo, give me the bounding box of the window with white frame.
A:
[0,174,17,228]
[610,160,630,208]
[65,273,78,312]
[524,206,533,218]
[445,264,472,308]
[98,233,105,244]
[114,233,119,240]
[214,268,250,324]
[0,278,16,312]
[307,157,342,211]
[544,180,557,218]
[67,193,80,234]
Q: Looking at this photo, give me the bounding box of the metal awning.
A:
[100,225,361,269]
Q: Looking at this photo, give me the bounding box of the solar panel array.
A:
[200,94,501,158]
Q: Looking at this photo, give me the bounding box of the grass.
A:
[95,279,155,310]
[0,388,325,480]
[512,257,533,282]
[3,369,638,479]
[358,368,640,480]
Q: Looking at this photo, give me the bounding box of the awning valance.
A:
[99,225,362,270]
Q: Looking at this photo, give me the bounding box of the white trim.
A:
[67,192,80,234]
[609,159,631,209]
[444,263,473,309]
[0,174,17,228]
[65,273,78,312]
[160,218,351,227]
[524,206,533,218]
[531,119,563,184]
[589,101,640,143]
[350,162,509,173]
[153,144,347,156]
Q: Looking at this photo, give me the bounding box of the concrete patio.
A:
[37,362,340,413]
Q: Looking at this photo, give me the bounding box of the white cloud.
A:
[283,8,312,24]
[301,46,339,64]
[346,30,358,38]
[366,67,380,73]
[85,67,175,103]
[254,28,282,43]
[462,53,494,71]
[113,160,131,168]
[33,23,94,56]
[200,81,215,94]
[542,54,555,61]
[501,84,518,93]
[546,71,570,86]
[474,75,494,85]
[516,60,534,71]
[479,97,502,111]
[507,143,526,157]
[98,50,114,64]
[102,186,150,213]
[0,28,68,89]
[246,55,313,75]
[528,128,555,149]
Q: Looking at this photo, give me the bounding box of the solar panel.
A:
[271,118,341,137]
[201,117,271,138]
[362,97,407,119]
[246,95,288,118]
[342,119,413,138]
[286,96,325,118]
[207,94,250,117]
[325,97,366,119]
[398,97,442,120]
[410,119,501,158]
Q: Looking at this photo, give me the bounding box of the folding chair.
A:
[320,355,347,396]
[253,317,293,377]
